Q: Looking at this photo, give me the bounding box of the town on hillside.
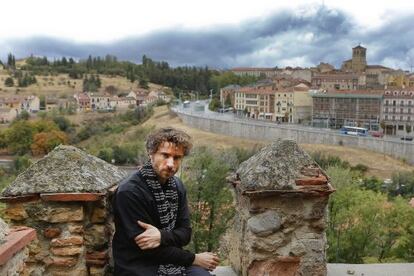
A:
[222,45,414,138]
[0,89,171,123]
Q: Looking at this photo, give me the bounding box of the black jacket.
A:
[112,171,195,275]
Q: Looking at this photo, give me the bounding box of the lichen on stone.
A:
[1,145,128,197]
[0,218,10,244]
[236,139,322,192]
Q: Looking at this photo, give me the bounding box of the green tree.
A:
[4,77,14,87]
[184,147,235,252]
[208,98,221,111]
[4,120,34,155]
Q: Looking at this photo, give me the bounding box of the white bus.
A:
[339,126,368,136]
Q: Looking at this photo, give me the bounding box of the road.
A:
[173,100,408,144]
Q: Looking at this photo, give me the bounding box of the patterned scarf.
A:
[140,161,186,276]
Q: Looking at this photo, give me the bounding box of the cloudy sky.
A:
[1,0,414,69]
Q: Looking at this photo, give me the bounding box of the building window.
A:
[401,100,404,106]
[398,125,404,130]
[385,115,388,120]
[393,100,396,106]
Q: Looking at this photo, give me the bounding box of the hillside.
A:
[0,72,168,98]
[144,106,414,179]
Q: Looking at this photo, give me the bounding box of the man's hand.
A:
[193,252,219,271]
[135,221,161,250]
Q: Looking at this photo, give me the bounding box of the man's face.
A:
[150,142,185,184]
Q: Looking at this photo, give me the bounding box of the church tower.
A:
[351,45,367,72]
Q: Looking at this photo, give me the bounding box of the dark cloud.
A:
[2,5,414,69]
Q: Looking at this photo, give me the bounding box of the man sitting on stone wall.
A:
[112,127,219,275]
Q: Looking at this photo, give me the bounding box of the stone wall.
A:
[224,140,334,276]
[3,194,113,275]
[0,218,36,275]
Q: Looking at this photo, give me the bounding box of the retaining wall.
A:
[176,112,414,165]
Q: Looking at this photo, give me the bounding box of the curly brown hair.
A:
[146,127,193,156]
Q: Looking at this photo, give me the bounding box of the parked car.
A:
[369,131,384,138]
[400,136,413,141]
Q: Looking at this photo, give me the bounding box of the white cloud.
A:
[2,0,414,42]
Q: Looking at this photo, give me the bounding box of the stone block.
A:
[84,225,107,248]
[50,236,83,247]
[51,246,83,256]
[248,256,300,276]
[26,203,83,223]
[43,227,61,239]
[90,207,106,223]
[49,266,88,276]
[44,256,78,268]
[247,210,281,237]
[67,224,84,234]
[4,204,28,221]
[89,266,106,275]
[295,175,328,186]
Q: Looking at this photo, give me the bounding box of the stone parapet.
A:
[225,139,334,276]
[0,219,36,275]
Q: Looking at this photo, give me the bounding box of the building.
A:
[0,107,19,123]
[109,96,136,110]
[311,89,383,130]
[220,85,241,107]
[311,73,360,90]
[45,96,76,112]
[234,86,275,120]
[341,45,367,73]
[230,67,277,78]
[274,83,312,123]
[21,96,40,113]
[382,90,414,135]
[89,93,111,110]
[74,93,91,111]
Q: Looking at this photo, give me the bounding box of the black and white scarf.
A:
[140,161,186,276]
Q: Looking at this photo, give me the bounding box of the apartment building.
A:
[311,90,383,130]
[382,90,414,135]
[234,86,275,120]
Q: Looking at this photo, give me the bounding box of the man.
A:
[112,127,219,275]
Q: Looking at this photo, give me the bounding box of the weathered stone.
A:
[34,251,49,262]
[89,266,106,275]
[84,225,107,248]
[49,267,88,276]
[4,204,28,221]
[248,256,300,276]
[51,246,83,256]
[67,224,84,234]
[0,218,9,243]
[247,210,281,236]
[1,145,128,197]
[27,239,42,255]
[295,175,328,186]
[50,236,83,247]
[43,227,61,239]
[234,140,325,192]
[44,256,78,268]
[90,207,106,223]
[86,250,108,260]
[250,232,286,252]
[25,203,83,223]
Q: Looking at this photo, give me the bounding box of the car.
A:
[400,136,413,141]
[369,131,384,138]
